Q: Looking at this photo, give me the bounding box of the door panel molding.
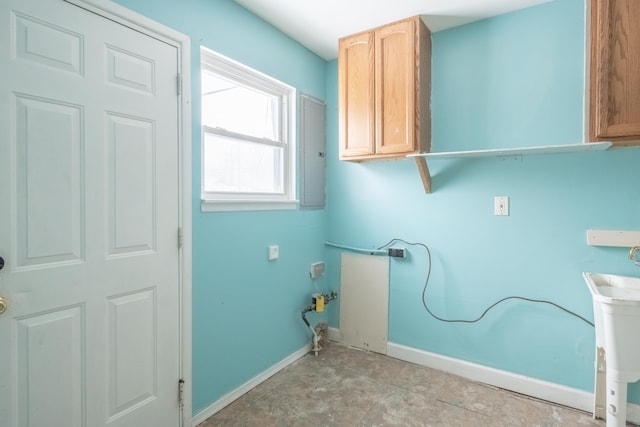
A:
[66,2,193,424]
[1,1,192,425]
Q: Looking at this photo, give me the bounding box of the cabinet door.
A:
[339,31,375,158]
[590,0,640,144]
[376,19,416,154]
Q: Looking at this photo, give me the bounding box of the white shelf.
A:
[408,141,612,160]
[409,142,612,194]
[587,230,640,247]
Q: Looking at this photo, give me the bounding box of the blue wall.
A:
[432,0,584,150]
[115,0,640,415]
[112,0,329,414]
[326,0,640,400]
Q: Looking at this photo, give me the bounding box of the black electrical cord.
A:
[377,238,594,327]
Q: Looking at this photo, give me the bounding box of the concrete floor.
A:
[198,342,605,426]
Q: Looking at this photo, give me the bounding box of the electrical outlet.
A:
[388,247,406,258]
[268,245,279,260]
[494,196,509,216]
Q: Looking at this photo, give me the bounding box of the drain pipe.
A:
[301,307,321,355]
[301,291,337,356]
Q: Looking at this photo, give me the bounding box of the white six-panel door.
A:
[0,0,182,426]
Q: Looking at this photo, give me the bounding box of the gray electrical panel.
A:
[300,94,326,209]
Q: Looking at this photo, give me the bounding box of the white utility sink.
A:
[585,273,640,304]
[584,272,640,427]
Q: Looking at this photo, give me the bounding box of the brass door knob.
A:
[0,296,6,315]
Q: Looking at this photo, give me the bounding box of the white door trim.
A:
[62,0,193,424]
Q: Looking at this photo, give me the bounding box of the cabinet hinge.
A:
[177,73,182,96]
[178,379,185,408]
[178,227,183,249]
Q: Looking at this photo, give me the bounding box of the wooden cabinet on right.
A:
[590,0,640,146]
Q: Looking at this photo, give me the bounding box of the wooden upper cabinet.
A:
[590,0,640,145]
[339,31,375,157]
[339,16,431,161]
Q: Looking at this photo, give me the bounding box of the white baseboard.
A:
[328,325,342,343]
[386,342,593,411]
[386,341,640,424]
[191,343,310,426]
[192,330,640,426]
[328,327,640,423]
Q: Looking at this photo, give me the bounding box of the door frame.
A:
[63,0,193,424]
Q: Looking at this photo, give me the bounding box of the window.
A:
[200,47,296,211]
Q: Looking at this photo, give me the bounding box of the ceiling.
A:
[233,0,551,60]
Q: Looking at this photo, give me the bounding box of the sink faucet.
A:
[630,246,640,265]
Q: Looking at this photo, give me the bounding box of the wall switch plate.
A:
[268,245,279,260]
[494,196,509,216]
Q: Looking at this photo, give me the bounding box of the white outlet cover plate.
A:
[268,245,279,260]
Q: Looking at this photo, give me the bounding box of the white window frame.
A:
[200,47,297,212]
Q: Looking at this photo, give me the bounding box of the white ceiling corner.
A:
[233,0,552,60]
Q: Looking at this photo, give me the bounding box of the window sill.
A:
[201,199,298,212]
